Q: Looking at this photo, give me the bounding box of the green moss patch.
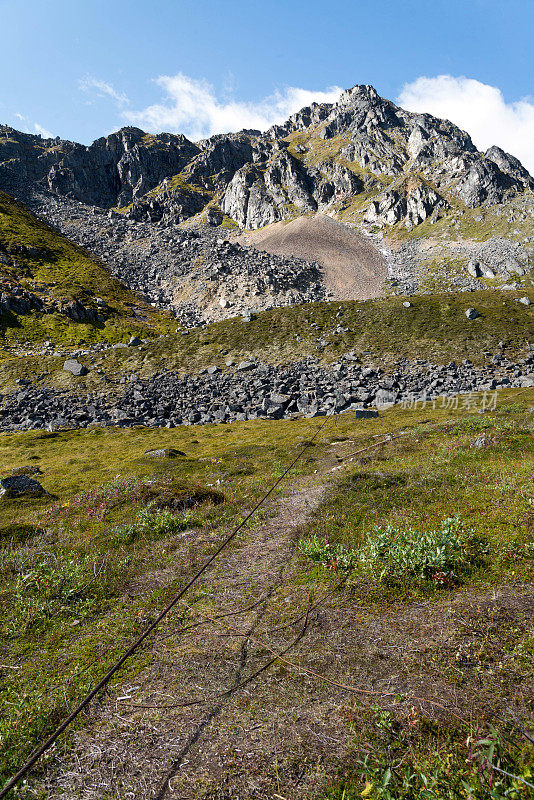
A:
[0,191,177,345]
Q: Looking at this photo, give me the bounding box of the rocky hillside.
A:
[2,84,533,233]
[1,83,534,325]
[0,190,176,344]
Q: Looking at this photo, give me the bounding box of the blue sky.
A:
[1,0,533,168]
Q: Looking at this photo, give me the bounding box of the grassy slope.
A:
[0,191,177,345]
[0,390,533,795]
[2,288,532,392]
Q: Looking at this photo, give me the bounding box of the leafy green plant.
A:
[359,515,488,586]
[299,533,356,572]
[326,711,534,800]
[3,554,102,635]
[112,504,199,545]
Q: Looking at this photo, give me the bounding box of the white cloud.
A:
[122,73,343,140]
[79,77,130,108]
[33,122,54,138]
[14,113,54,138]
[398,75,534,174]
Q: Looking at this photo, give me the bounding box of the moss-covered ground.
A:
[0,191,177,345]
[0,389,533,797]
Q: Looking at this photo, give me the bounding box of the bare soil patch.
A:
[236,214,387,300]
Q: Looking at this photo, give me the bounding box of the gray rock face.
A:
[485,146,534,187]
[365,185,448,228]
[0,475,46,499]
[467,260,482,278]
[0,126,199,208]
[3,82,531,235]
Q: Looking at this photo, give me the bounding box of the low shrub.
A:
[2,554,102,635]
[112,504,200,545]
[138,478,225,511]
[359,515,488,586]
[327,714,534,800]
[299,533,356,572]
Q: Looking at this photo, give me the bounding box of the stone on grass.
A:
[519,296,531,306]
[63,359,88,376]
[10,465,42,476]
[144,447,185,459]
[128,336,142,346]
[402,301,412,307]
[465,308,479,320]
[354,408,379,419]
[0,475,47,500]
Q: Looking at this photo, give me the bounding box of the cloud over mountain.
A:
[398,75,534,174]
[122,73,343,140]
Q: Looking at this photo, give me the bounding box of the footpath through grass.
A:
[0,391,533,796]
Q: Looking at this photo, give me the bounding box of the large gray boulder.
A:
[0,475,47,500]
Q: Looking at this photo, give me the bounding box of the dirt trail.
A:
[42,443,533,800]
[236,214,388,300]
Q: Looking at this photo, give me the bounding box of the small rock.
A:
[128,336,142,346]
[63,359,88,376]
[518,296,531,306]
[402,301,412,308]
[143,448,185,459]
[354,408,379,419]
[472,434,492,448]
[207,365,220,375]
[465,308,479,320]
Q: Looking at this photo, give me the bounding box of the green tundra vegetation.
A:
[1,288,534,393]
[0,390,532,796]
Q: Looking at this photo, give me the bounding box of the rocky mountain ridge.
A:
[1,83,533,330]
[2,84,533,232]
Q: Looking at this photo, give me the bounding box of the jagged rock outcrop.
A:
[485,146,534,188]
[365,183,448,228]
[221,147,363,229]
[2,83,532,233]
[0,125,199,207]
